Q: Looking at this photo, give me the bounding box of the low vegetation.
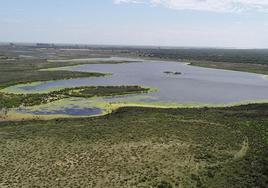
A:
[0,70,105,89]
[0,45,268,187]
[114,47,268,75]
[0,104,267,187]
[189,61,268,75]
[0,86,150,109]
[0,49,120,89]
[129,48,268,65]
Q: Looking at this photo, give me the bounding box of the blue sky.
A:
[0,0,268,48]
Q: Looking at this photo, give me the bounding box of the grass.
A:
[0,104,267,187]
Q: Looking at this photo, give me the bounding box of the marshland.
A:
[0,45,267,187]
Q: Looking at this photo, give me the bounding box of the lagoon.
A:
[9,58,268,104]
[3,58,268,117]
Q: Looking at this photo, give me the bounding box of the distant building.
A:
[36,43,55,48]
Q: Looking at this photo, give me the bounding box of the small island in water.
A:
[164,71,182,75]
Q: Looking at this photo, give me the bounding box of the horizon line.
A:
[0,41,268,50]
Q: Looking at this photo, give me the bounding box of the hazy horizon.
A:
[2,41,268,50]
[1,0,268,48]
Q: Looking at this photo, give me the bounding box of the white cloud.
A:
[114,0,268,12]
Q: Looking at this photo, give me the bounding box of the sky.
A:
[0,0,268,48]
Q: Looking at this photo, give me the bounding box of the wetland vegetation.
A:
[0,86,149,109]
[0,44,268,187]
[0,104,267,187]
[112,47,268,75]
[189,61,268,75]
[0,57,106,89]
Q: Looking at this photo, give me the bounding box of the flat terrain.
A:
[189,61,268,75]
[0,86,149,109]
[0,45,268,187]
[0,46,132,89]
[0,57,105,89]
[113,47,268,75]
[0,105,267,187]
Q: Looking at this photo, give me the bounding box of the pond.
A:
[4,58,268,117]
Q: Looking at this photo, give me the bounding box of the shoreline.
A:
[2,97,268,122]
[1,56,268,122]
